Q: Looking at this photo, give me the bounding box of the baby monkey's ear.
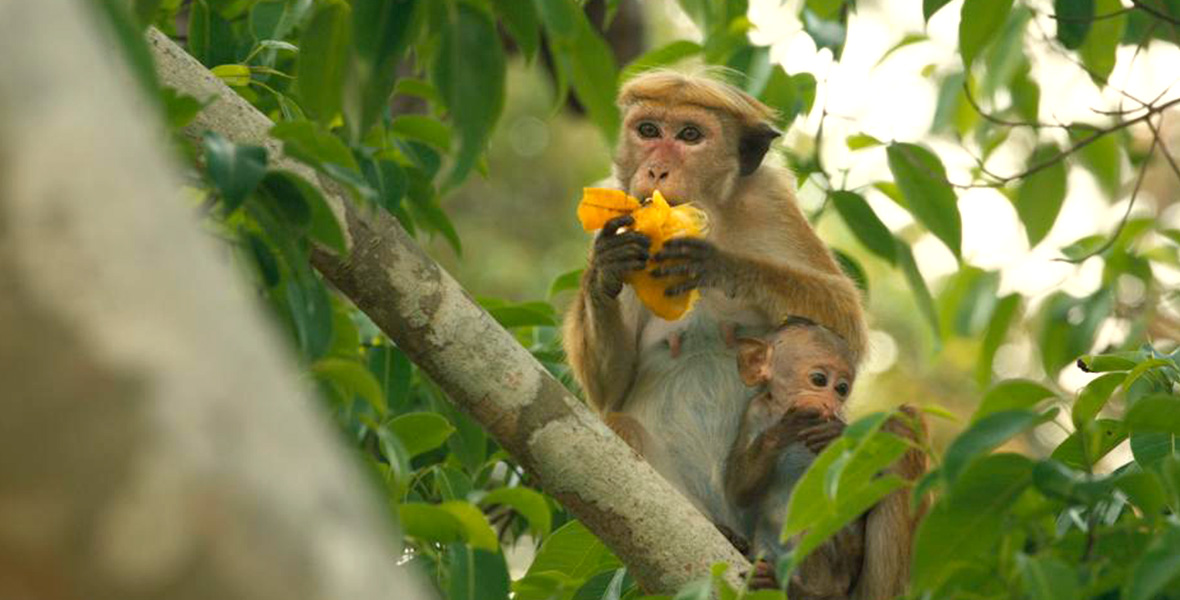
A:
[736,337,773,386]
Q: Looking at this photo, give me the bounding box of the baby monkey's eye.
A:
[835,381,851,397]
[637,122,661,139]
[677,125,703,143]
[809,371,828,387]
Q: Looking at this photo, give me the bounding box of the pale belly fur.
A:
[622,305,768,534]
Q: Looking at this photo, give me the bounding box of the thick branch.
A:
[145,28,749,592]
[0,1,431,599]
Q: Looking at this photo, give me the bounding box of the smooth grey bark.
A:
[0,1,432,599]
[145,24,750,594]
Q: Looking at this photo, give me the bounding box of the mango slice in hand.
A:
[577,188,709,321]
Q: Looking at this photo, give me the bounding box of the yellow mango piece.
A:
[576,188,709,321]
[576,188,640,231]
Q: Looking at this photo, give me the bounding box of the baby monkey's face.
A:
[738,326,856,422]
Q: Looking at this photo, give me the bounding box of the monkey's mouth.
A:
[652,191,686,206]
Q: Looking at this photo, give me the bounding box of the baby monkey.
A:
[726,317,861,598]
[726,318,925,600]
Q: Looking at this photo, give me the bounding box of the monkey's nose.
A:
[647,168,669,182]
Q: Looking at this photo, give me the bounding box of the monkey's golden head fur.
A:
[618,70,779,129]
[613,70,782,210]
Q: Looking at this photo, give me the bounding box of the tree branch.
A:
[145,27,749,593]
[0,1,433,599]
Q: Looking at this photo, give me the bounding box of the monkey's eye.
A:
[677,125,703,143]
[835,381,851,397]
[637,122,661,139]
[809,371,828,387]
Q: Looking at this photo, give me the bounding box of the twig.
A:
[1054,119,1161,263]
[1145,115,1180,184]
[1130,0,1180,27]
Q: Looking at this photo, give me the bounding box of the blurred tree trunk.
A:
[145,22,750,595]
[0,1,432,599]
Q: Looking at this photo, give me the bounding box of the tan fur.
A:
[619,70,779,129]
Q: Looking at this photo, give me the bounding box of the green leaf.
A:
[897,244,942,346]
[244,232,280,287]
[806,0,844,20]
[297,0,351,125]
[549,268,584,298]
[830,191,896,264]
[390,115,452,151]
[1132,431,1177,466]
[368,343,413,410]
[1126,394,1180,436]
[1079,0,1125,85]
[188,0,236,67]
[202,132,268,213]
[845,133,883,150]
[924,0,954,21]
[525,520,622,583]
[448,543,511,600]
[311,357,387,414]
[349,0,417,138]
[1114,467,1168,515]
[432,4,506,185]
[260,170,347,254]
[911,454,1034,591]
[943,409,1056,480]
[270,120,360,172]
[1074,129,1123,200]
[400,502,498,552]
[160,87,207,129]
[959,0,1015,69]
[1055,0,1095,49]
[491,0,541,61]
[488,303,557,328]
[540,2,620,146]
[976,293,1021,386]
[833,249,868,296]
[886,143,962,259]
[1123,522,1180,600]
[1015,145,1068,247]
[620,41,703,82]
[479,487,553,537]
[1072,372,1126,428]
[1051,418,1126,469]
[1077,351,1140,372]
[1017,554,1079,600]
[760,66,817,130]
[388,412,456,457]
[572,569,627,600]
[1032,459,1113,504]
[974,379,1057,422]
[801,7,847,59]
[211,63,251,87]
[284,277,334,359]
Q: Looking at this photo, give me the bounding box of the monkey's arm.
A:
[563,269,643,413]
[725,404,820,507]
[852,407,928,600]
[654,242,867,362]
[563,215,649,413]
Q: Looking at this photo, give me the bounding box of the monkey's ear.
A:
[736,337,773,386]
[738,123,782,176]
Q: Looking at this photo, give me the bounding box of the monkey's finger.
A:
[596,242,650,263]
[663,277,702,296]
[653,245,711,262]
[601,214,635,236]
[650,262,697,278]
[596,231,649,253]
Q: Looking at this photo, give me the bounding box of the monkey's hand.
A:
[649,237,732,296]
[765,405,827,450]
[800,419,846,454]
[590,215,651,299]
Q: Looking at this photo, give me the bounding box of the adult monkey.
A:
[563,71,867,536]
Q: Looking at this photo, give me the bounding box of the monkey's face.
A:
[739,328,855,422]
[615,104,740,207]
